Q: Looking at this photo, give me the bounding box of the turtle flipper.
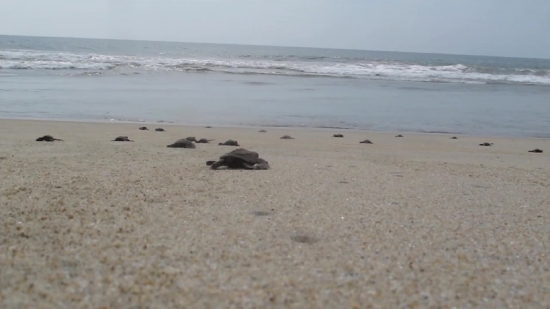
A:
[210,160,226,170]
[206,160,216,166]
[241,162,256,170]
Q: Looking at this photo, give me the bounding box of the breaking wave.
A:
[1,49,549,85]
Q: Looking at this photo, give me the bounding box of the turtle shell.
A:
[167,139,196,148]
[219,139,239,146]
[220,148,259,165]
[113,136,132,142]
[36,135,55,142]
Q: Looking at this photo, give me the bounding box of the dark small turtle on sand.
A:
[139,127,149,130]
[479,142,493,147]
[112,136,133,142]
[196,138,214,143]
[206,148,270,170]
[450,136,458,139]
[360,139,373,144]
[528,149,543,153]
[36,135,63,142]
[155,128,165,132]
[395,135,403,137]
[259,130,267,133]
[219,139,240,146]
[333,134,344,138]
[205,126,212,128]
[167,139,196,148]
[280,135,294,139]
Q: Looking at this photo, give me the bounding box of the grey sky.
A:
[1,0,549,58]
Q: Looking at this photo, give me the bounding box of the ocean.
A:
[1,35,549,137]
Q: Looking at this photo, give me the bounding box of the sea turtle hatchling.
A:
[360,139,373,144]
[450,136,458,139]
[333,134,344,138]
[528,149,543,153]
[395,135,404,137]
[219,139,240,146]
[196,138,214,143]
[206,148,270,170]
[112,136,134,142]
[167,139,196,148]
[280,135,294,139]
[139,127,149,130]
[479,142,493,147]
[155,128,165,132]
[36,135,63,142]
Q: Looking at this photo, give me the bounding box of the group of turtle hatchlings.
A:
[34,128,545,170]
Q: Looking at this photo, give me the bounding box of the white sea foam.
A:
[1,49,549,85]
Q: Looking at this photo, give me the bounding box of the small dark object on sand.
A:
[333,134,344,138]
[205,126,212,128]
[36,135,63,142]
[450,136,458,139]
[360,139,373,144]
[139,127,148,130]
[155,128,165,132]
[280,135,294,139]
[259,130,267,133]
[479,142,493,147]
[290,234,318,244]
[167,139,196,148]
[528,149,543,153]
[112,136,133,142]
[219,139,240,146]
[395,135,403,137]
[196,138,213,143]
[251,210,272,216]
[206,148,270,170]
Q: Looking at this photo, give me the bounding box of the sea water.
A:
[1,35,549,137]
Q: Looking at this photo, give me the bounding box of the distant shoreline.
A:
[1,117,548,140]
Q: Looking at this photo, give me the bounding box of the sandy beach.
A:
[0,119,549,308]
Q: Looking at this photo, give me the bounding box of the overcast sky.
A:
[1,0,549,58]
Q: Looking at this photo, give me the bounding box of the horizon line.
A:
[1,33,549,61]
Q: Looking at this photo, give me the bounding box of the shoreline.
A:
[1,117,549,140]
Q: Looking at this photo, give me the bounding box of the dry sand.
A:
[0,119,549,308]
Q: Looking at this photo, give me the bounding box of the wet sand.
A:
[0,119,549,308]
